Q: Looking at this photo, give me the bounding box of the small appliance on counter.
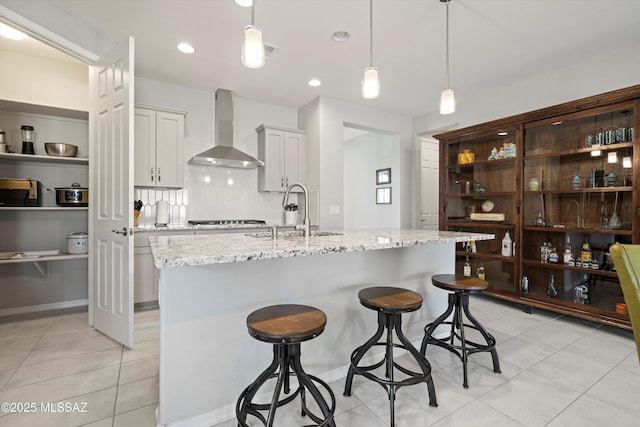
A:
[188,219,266,225]
[55,183,88,207]
[155,200,170,226]
[67,232,88,254]
[0,178,42,206]
[21,125,35,155]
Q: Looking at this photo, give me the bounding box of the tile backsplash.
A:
[134,166,301,225]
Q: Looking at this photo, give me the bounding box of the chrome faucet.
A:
[282,183,310,237]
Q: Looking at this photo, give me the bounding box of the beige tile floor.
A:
[1,296,638,426]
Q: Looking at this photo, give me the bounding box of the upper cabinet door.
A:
[134,108,156,187]
[156,111,184,188]
[134,106,186,188]
[257,124,306,192]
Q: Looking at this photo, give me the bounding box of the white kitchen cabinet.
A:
[134,105,186,188]
[256,124,306,192]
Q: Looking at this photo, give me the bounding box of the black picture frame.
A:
[376,187,391,204]
[376,168,391,185]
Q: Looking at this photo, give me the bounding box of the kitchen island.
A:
[149,229,493,426]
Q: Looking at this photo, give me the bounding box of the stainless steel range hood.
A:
[189,89,264,168]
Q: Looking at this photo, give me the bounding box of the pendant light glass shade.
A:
[242,25,264,68]
[362,67,380,99]
[440,88,455,115]
[234,0,253,7]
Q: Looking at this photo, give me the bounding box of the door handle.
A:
[112,227,128,236]
[158,167,161,182]
[151,167,154,181]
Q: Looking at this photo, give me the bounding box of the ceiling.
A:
[3,0,640,117]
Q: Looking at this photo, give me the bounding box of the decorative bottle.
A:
[546,273,558,297]
[463,255,471,277]
[534,211,546,227]
[563,235,573,265]
[579,273,592,304]
[477,262,485,280]
[501,230,513,257]
[580,236,592,265]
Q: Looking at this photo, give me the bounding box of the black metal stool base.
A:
[236,343,336,427]
[344,311,437,427]
[421,292,501,389]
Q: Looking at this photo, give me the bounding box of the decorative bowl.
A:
[45,143,78,157]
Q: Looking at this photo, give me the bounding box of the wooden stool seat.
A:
[237,304,335,427]
[421,274,500,389]
[247,304,327,343]
[344,287,437,427]
[358,286,423,312]
[431,274,489,293]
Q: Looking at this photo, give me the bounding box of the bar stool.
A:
[344,287,437,426]
[236,304,336,427]
[420,274,501,389]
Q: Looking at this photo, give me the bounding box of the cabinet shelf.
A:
[521,292,630,324]
[524,142,633,160]
[0,152,88,165]
[524,186,632,195]
[448,157,516,170]
[448,220,514,229]
[0,254,89,279]
[447,191,515,198]
[521,259,619,278]
[522,226,632,235]
[456,251,517,263]
[0,206,88,211]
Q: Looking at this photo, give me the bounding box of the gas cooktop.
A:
[188,219,267,225]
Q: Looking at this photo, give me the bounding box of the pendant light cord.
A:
[445,0,450,89]
[369,0,373,67]
[251,2,255,26]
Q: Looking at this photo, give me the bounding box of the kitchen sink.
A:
[245,230,343,239]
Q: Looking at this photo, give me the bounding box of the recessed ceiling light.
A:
[331,31,350,42]
[234,0,253,6]
[177,43,195,54]
[308,79,321,87]
[552,121,562,125]
[0,23,28,40]
[497,132,508,136]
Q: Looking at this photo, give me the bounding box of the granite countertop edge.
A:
[148,229,495,269]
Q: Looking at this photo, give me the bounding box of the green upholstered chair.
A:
[609,243,640,362]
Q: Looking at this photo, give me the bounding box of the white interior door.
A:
[421,137,440,230]
[89,37,135,348]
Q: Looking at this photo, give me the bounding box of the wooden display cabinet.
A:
[436,85,640,329]
[440,128,520,298]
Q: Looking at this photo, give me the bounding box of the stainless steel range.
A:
[188,219,266,225]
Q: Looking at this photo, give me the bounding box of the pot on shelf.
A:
[55,183,88,207]
[67,232,88,254]
[457,149,475,165]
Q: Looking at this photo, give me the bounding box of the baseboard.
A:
[0,299,88,317]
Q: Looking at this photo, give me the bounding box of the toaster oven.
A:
[0,178,42,207]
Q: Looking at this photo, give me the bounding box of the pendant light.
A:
[362,0,380,99]
[439,0,455,114]
[241,2,264,68]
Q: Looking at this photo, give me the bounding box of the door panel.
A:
[89,37,135,348]
[421,138,439,230]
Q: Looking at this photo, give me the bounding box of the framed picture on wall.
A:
[376,168,391,185]
[376,187,391,204]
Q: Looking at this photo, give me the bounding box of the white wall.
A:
[134,77,300,225]
[413,42,640,136]
[0,48,88,111]
[299,96,413,229]
[344,131,400,229]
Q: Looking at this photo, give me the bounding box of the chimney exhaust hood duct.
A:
[189,88,264,168]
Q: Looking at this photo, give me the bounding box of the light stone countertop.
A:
[148,228,494,269]
[134,222,293,233]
